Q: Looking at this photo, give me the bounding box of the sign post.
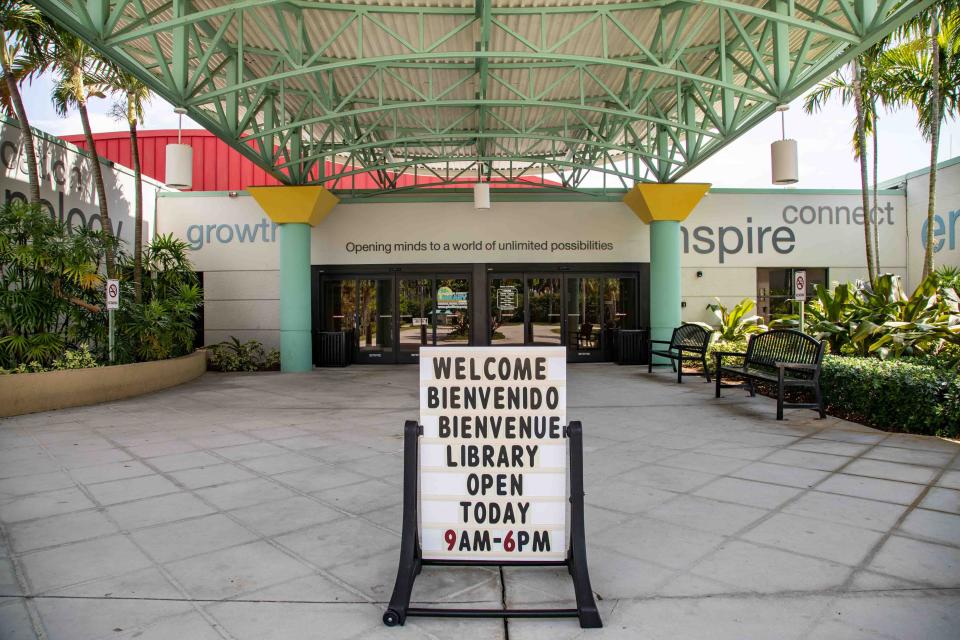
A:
[794,270,806,334]
[384,346,601,628]
[105,279,120,362]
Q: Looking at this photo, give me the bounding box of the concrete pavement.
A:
[0,364,957,639]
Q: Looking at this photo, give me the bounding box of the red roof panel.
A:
[61,130,561,192]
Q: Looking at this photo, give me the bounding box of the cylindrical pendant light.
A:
[771,104,798,185]
[473,181,490,209]
[165,107,193,189]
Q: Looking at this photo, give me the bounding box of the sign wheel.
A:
[382,609,403,627]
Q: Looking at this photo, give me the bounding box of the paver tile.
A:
[864,536,960,587]
[131,513,258,563]
[106,492,215,530]
[19,535,152,593]
[84,475,180,506]
[740,512,885,565]
[7,509,118,553]
[164,541,313,599]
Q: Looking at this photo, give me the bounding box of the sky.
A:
[18,70,960,189]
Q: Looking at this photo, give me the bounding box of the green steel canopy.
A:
[32,0,931,194]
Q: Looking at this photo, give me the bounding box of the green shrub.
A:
[699,298,767,340]
[705,337,749,375]
[208,337,279,372]
[2,345,100,374]
[820,355,960,438]
[0,201,106,369]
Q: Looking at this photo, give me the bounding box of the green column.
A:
[650,220,681,361]
[279,222,312,372]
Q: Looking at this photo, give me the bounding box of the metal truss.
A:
[31,0,932,192]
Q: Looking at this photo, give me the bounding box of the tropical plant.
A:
[107,68,150,302]
[0,200,104,369]
[208,337,279,372]
[700,297,767,341]
[0,0,52,204]
[879,5,960,279]
[849,273,960,360]
[49,27,117,277]
[796,282,858,354]
[935,265,960,290]
[804,55,887,282]
[116,234,202,362]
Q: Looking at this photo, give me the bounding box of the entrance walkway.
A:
[1,365,958,639]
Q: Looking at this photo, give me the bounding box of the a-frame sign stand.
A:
[383,420,602,629]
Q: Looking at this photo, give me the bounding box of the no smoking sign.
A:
[106,279,120,310]
[794,270,806,300]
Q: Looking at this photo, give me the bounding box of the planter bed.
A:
[0,350,207,418]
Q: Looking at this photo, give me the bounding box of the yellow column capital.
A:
[247,185,339,226]
[623,182,711,224]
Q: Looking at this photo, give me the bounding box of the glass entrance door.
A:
[527,277,562,345]
[356,278,395,363]
[435,278,471,345]
[490,277,524,345]
[398,278,432,363]
[566,277,603,359]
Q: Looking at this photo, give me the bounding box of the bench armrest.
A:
[649,339,672,345]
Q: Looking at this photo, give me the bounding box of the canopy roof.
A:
[33,0,930,195]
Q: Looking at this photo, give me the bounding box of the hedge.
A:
[820,355,960,438]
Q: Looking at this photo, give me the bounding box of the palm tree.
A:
[48,28,117,277]
[880,6,960,279]
[107,68,150,302]
[804,57,885,283]
[0,1,50,204]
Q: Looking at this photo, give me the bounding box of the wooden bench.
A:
[648,324,714,383]
[714,329,826,420]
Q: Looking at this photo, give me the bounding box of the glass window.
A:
[323,279,355,332]
[436,278,470,345]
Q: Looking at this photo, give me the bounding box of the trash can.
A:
[315,331,352,367]
[617,329,648,365]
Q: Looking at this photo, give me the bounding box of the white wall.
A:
[158,188,911,347]
[1,119,165,248]
[900,160,960,286]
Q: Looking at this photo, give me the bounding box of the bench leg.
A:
[702,355,711,383]
[747,381,756,397]
[776,381,785,421]
[677,357,683,383]
[815,385,826,419]
[715,367,722,398]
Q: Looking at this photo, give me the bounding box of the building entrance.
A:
[315,264,646,365]
[489,272,638,362]
[318,271,471,364]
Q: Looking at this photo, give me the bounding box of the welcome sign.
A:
[418,346,567,561]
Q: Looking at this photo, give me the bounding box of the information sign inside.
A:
[419,346,567,561]
[437,286,468,310]
[496,286,518,311]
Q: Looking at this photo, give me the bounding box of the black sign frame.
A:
[383,420,602,629]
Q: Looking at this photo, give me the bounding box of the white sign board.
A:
[105,279,120,310]
[419,346,567,561]
[794,270,807,300]
[497,286,518,311]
